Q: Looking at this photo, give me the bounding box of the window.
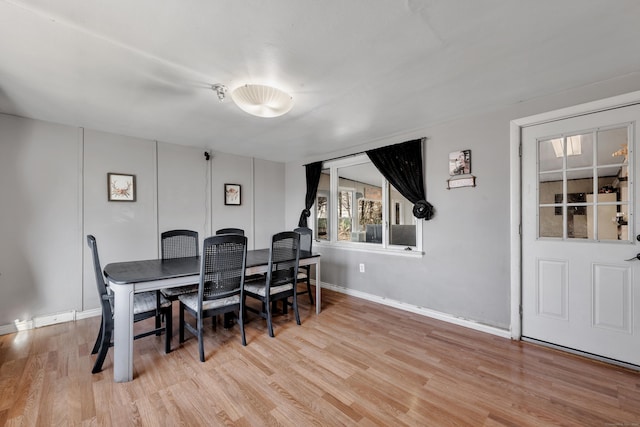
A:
[314,154,421,252]
[537,125,630,241]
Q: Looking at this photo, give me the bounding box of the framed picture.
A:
[108,173,136,202]
[449,150,471,176]
[224,184,241,205]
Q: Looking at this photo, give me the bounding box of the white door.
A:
[522,103,640,367]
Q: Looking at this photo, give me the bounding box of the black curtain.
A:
[298,161,323,227]
[366,138,434,220]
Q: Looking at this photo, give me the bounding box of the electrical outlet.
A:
[359,263,365,273]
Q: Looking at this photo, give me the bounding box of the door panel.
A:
[522,104,640,367]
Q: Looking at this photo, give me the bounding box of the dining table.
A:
[103,248,321,382]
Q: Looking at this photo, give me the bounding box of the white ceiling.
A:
[1,0,639,162]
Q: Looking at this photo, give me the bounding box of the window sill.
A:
[315,240,424,257]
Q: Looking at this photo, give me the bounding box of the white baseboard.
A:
[0,308,101,336]
[2,284,510,340]
[320,282,511,339]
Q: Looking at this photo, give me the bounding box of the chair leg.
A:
[92,318,112,374]
[293,292,301,326]
[306,277,314,305]
[91,317,104,355]
[266,297,274,338]
[179,303,185,343]
[197,315,205,362]
[165,304,172,354]
[155,291,163,336]
[238,308,246,346]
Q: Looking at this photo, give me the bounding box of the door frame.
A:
[509,90,640,340]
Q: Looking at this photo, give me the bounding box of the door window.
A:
[537,125,631,241]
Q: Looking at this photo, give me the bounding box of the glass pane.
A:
[389,184,416,246]
[597,204,622,240]
[539,206,562,238]
[337,190,353,242]
[337,163,383,244]
[597,167,622,196]
[315,169,330,241]
[598,126,628,167]
[617,203,630,241]
[539,172,562,204]
[566,169,593,197]
[539,138,563,172]
[567,204,588,239]
[566,133,593,169]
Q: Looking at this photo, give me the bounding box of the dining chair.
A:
[87,235,172,374]
[244,231,301,337]
[215,228,245,236]
[293,226,314,305]
[178,234,248,362]
[159,230,200,301]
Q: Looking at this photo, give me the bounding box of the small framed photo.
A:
[224,184,241,205]
[108,173,136,202]
[449,150,471,176]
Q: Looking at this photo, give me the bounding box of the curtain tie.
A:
[413,200,434,220]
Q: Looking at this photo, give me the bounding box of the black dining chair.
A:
[215,228,245,236]
[87,235,172,374]
[244,231,301,337]
[293,227,314,305]
[159,230,200,302]
[178,234,248,362]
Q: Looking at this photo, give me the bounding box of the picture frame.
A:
[108,173,136,202]
[449,149,471,176]
[224,183,241,205]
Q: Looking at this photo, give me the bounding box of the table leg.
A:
[112,282,135,382]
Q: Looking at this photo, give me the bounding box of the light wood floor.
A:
[1,288,639,426]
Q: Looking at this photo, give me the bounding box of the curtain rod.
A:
[303,137,426,167]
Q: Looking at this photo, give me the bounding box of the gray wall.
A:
[0,114,285,330]
[2,73,639,333]
[0,116,82,324]
[285,73,640,330]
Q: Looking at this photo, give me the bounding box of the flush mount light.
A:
[230,84,293,118]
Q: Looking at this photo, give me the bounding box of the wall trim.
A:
[0,308,101,336]
[320,282,511,339]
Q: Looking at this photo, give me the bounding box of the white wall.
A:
[0,116,285,331]
[285,73,640,331]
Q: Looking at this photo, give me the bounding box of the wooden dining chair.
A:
[178,234,248,362]
[244,231,301,337]
[293,226,314,305]
[87,235,172,374]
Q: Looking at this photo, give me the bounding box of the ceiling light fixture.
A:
[230,84,293,118]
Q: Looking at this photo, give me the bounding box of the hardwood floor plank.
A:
[1,289,639,426]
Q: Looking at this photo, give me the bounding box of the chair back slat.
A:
[161,229,199,259]
[294,227,312,254]
[268,231,300,288]
[200,235,247,302]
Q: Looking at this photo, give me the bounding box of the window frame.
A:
[313,154,423,255]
